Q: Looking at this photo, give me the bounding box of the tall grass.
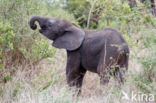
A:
[0,0,156,103]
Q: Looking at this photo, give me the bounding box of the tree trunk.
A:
[151,0,156,16]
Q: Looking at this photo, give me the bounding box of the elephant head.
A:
[29,16,85,51]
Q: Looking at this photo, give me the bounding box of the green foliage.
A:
[0,0,76,82]
[0,0,54,66]
[11,67,16,72]
[94,0,155,47]
[32,38,56,61]
[0,0,76,65]
[0,0,156,101]
[0,23,15,53]
[64,0,102,28]
[64,0,90,28]
[0,87,3,96]
[4,73,12,82]
[136,30,156,94]
[97,0,155,28]
[12,83,20,97]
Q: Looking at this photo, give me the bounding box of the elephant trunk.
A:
[29,16,44,30]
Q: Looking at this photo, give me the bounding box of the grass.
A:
[0,0,155,102]
[0,47,153,103]
[0,29,156,103]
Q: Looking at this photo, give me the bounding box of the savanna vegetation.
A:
[0,0,156,103]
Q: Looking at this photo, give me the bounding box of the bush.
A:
[0,0,76,83]
[136,29,156,94]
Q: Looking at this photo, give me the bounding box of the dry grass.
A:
[0,48,153,103]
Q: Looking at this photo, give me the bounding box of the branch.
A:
[87,0,97,29]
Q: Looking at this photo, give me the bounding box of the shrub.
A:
[0,0,76,82]
[136,29,156,94]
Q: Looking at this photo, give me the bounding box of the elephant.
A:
[29,16,129,94]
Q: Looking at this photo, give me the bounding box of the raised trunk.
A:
[29,16,44,30]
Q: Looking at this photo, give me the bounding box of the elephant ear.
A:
[52,26,85,51]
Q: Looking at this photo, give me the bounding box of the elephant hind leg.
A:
[114,51,129,84]
[97,52,113,85]
[99,70,111,85]
[114,67,126,84]
[97,59,112,85]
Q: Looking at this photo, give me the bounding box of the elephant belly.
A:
[81,54,100,73]
[80,41,103,73]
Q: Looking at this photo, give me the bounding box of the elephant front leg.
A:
[66,65,86,95]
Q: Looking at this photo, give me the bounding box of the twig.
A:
[87,0,97,29]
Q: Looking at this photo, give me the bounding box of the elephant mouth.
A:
[39,29,43,33]
[39,29,56,40]
[39,29,46,33]
[39,29,52,39]
[39,25,47,33]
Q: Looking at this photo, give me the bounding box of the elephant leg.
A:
[97,49,113,85]
[66,51,86,95]
[97,59,111,85]
[114,67,126,84]
[66,65,86,95]
[100,75,110,85]
[114,52,129,84]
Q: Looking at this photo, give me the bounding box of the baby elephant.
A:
[29,16,129,93]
